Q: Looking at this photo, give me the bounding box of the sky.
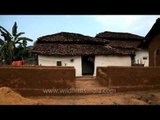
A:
[0,15,160,46]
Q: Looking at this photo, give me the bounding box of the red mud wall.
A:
[96,66,160,91]
[0,66,75,96]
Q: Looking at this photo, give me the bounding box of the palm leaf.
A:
[0,26,12,37]
[17,37,33,42]
[15,32,25,40]
[0,29,7,37]
[12,22,17,37]
[0,38,4,45]
[14,32,25,41]
[0,29,12,41]
[16,42,22,45]
[22,40,27,47]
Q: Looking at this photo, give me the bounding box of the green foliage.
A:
[12,22,17,37]
[0,22,33,64]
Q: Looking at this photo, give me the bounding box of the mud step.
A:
[76,77,107,89]
[76,76,96,81]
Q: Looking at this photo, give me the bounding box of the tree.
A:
[0,22,33,64]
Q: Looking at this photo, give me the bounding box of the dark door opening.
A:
[156,49,160,66]
[82,56,95,75]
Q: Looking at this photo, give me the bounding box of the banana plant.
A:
[0,22,33,64]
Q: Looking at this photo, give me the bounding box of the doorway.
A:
[82,56,95,75]
[156,48,160,66]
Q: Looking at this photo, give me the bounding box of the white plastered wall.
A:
[135,50,149,66]
[94,55,131,76]
[38,55,82,76]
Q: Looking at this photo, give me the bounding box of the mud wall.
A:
[0,66,75,96]
[96,66,160,91]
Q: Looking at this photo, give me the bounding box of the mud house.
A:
[32,31,148,76]
[94,18,160,68]
[95,31,148,66]
[143,18,160,66]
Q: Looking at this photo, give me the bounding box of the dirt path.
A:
[76,76,107,89]
[1,87,160,105]
[29,90,160,105]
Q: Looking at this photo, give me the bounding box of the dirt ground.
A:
[1,87,160,105]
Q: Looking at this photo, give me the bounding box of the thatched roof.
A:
[37,32,109,45]
[95,31,144,49]
[32,43,133,56]
[107,40,142,49]
[32,32,134,56]
[144,18,160,48]
[96,31,144,40]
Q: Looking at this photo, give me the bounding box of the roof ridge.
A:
[39,32,94,39]
[95,31,144,40]
[37,32,109,45]
[96,31,144,36]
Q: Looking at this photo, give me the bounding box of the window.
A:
[57,61,62,66]
[143,57,147,60]
[70,58,74,62]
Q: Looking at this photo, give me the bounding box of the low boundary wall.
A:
[0,66,75,96]
[96,66,160,92]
